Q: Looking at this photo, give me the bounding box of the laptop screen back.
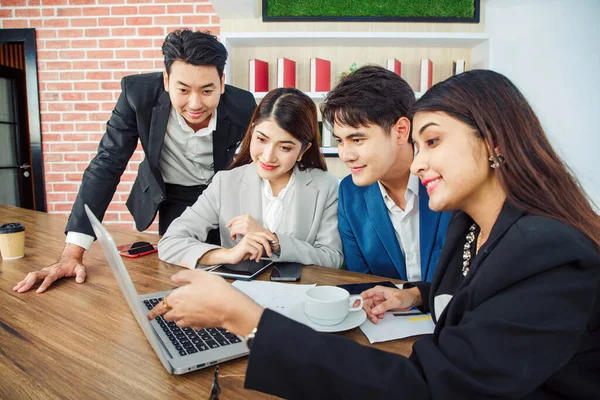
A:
[84,204,173,373]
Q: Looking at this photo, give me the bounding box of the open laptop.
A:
[85,205,249,375]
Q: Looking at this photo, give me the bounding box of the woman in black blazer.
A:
[148,70,599,400]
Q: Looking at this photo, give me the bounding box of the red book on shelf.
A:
[249,59,268,92]
[386,58,401,76]
[420,58,433,92]
[277,58,296,88]
[310,58,331,92]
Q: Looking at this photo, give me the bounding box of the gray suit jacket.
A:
[158,163,343,269]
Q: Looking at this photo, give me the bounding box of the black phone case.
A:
[127,242,155,255]
[270,262,302,281]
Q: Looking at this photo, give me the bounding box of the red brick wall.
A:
[0,0,220,232]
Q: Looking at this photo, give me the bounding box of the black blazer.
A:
[244,202,600,400]
[65,72,256,237]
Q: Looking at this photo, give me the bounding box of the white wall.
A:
[485,0,600,207]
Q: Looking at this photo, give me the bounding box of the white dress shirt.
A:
[66,109,218,251]
[261,169,297,237]
[377,174,421,281]
[159,107,216,186]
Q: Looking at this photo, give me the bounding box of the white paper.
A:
[359,312,435,344]
[232,280,316,317]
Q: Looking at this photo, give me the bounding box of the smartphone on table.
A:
[117,241,158,258]
[270,262,302,282]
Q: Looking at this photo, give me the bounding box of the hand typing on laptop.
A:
[147,270,264,338]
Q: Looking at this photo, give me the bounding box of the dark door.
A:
[0,65,34,209]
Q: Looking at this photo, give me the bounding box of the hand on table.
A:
[147,270,263,336]
[13,243,87,294]
[361,286,422,324]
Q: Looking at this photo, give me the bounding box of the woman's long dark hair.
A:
[410,69,599,248]
[228,88,327,171]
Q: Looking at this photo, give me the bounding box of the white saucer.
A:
[287,302,367,333]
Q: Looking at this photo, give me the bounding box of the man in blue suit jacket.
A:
[321,65,450,281]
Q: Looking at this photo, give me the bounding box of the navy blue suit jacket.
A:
[337,175,451,281]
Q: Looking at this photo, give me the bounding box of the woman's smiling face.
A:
[410,111,494,212]
[250,119,307,186]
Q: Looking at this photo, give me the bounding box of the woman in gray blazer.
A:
[158,88,343,269]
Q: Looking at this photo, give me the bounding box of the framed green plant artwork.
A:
[263,0,480,23]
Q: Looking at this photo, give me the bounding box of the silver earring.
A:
[489,153,505,169]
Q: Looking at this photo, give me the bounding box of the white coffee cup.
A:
[304,286,364,326]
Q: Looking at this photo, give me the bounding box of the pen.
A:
[392,311,423,316]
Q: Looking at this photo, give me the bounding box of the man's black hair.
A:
[320,65,415,134]
[162,29,228,77]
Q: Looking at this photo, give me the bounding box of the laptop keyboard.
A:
[144,297,242,357]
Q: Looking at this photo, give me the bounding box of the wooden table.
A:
[0,205,416,399]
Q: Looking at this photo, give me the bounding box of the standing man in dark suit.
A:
[14,30,256,293]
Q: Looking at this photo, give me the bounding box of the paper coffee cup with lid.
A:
[0,222,26,260]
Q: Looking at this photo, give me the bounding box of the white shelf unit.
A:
[251,91,424,101]
[221,31,490,155]
[252,91,327,100]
